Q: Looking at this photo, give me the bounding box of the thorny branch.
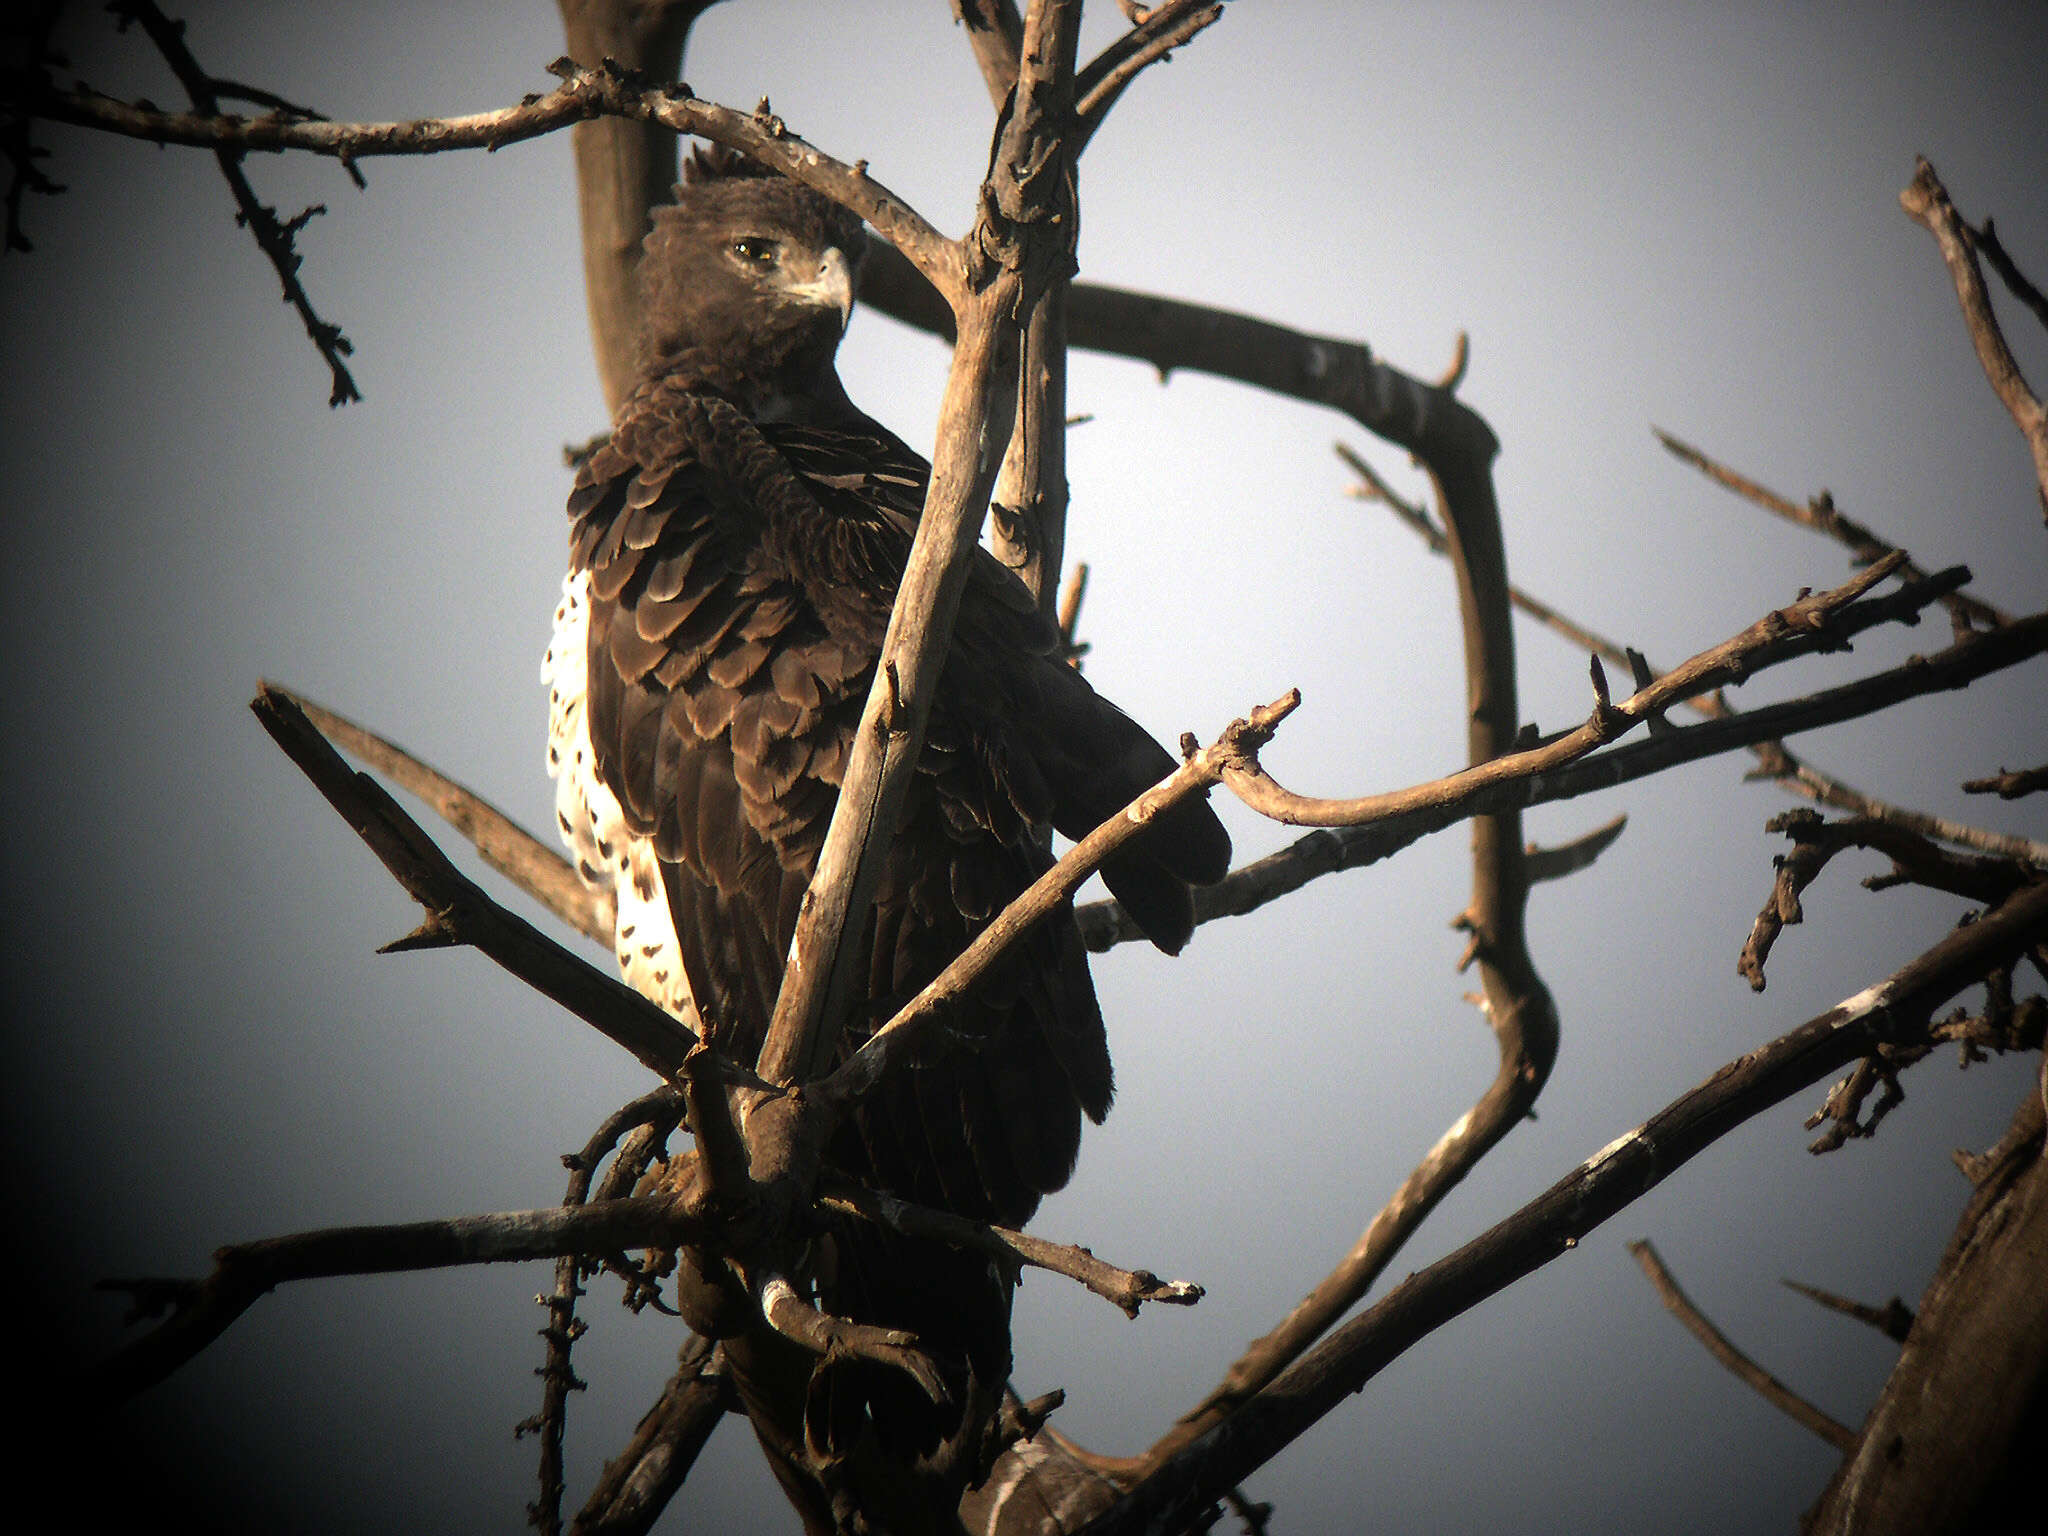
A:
[1627,1240,1856,1451]
[1,2,66,253]
[523,1088,684,1536]
[110,1,361,404]
[93,1192,712,1403]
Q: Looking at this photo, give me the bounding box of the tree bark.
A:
[555,0,715,412]
[1804,1067,2048,1535]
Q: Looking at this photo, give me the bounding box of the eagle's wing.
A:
[572,381,1145,1227]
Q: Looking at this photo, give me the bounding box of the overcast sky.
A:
[5,3,2045,1532]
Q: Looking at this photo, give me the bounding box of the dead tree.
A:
[6,3,2044,1532]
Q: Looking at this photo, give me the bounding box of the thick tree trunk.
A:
[555,0,713,412]
[1804,1066,2048,1535]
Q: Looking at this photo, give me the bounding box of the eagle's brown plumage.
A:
[550,147,1229,1506]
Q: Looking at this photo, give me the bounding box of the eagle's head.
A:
[636,145,869,417]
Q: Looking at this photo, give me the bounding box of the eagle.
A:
[543,147,1229,1513]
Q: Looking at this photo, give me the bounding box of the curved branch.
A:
[1082,878,2048,1532]
[1900,158,2048,519]
[1628,1240,1856,1451]
[1078,603,2048,951]
[23,61,967,297]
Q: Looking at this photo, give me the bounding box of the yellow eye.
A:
[731,237,778,266]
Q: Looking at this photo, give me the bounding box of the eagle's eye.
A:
[730,237,779,267]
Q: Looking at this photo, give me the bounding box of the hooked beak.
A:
[787,246,855,331]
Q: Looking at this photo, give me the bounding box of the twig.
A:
[1806,1053,1914,1154]
[1222,1487,1274,1535]
[1738,809,2035,992]
[91,1192,709,1402]
[1056,559,1091,664]
[817,695,1293,1109]
[1781,1279,1914,1343]
[1347,439,2046,864]
[1,1,66,253]
[819,1181,1202,1319]
[1524,813,1629,884]
[1078,878,2048,1533]
[1074,1,1226,141]
[1627,1240,1855,1451]
[1899,157,2048,519]
[1651,428,2012,631]
[1079,603,2048,951]
[110,1,361,404]
[1964,763,2048,800]
[249,685,701,1079]
[1216,555,1925,829]
[1972,217,2048,336]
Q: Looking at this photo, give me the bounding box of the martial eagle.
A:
[543,147,1228,1504]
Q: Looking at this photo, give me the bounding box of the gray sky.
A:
[5,3,2045,1532]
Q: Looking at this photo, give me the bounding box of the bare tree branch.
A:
[1805,1075,2048,1533]
[1079,878,2048,1532]
[92,1192,709,1403]
[1216,555,1926,830]
[817,695,1293,1109]
[1964,763,2048,801]
[1074,1,1225,142]
[1078,598,2048,951]
[1781,1279,1914,1344]
[1971,215,2048,337]
[21,59,968,296]
[1651,428,2013,631]
[819,1181,1202,1318]
[1347,438,2047,864]
[1899,157,2048,521]
[1524,812,1629,884]
[1627,1239,1856,1451]
[110,0,360,404]
[279,686,613,947]
[250,685,701,1080]
[1738,808,2036,992]
[570,1336,731,1536]
[954,0,1025,107]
